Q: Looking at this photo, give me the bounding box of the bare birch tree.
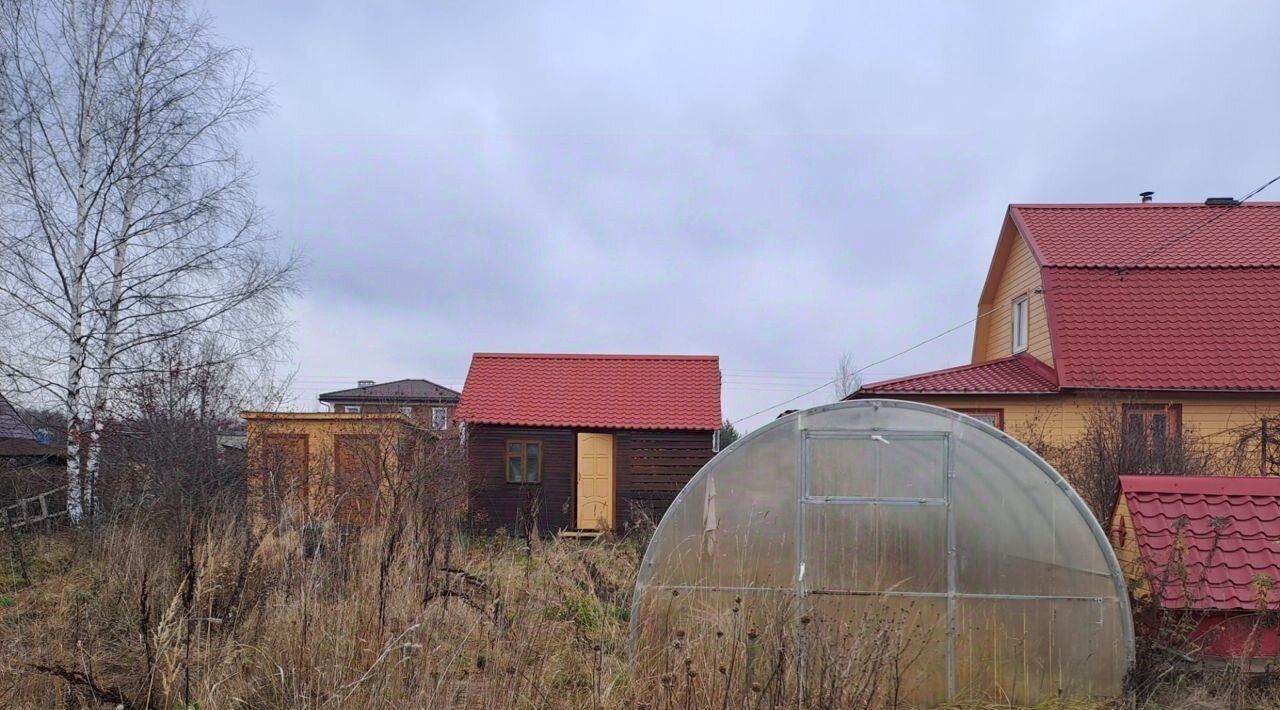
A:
[0,0,297,520]
[832,352,862,399]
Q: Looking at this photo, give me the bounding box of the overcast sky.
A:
[214,1,1280,431]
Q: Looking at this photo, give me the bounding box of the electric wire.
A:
[728,174,1280,427]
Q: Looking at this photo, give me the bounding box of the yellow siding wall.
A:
[1108,495,1149,599]
[973,232,1053,366]
[902,393,1280,466]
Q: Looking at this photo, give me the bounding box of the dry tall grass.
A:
[2,512,1280,708]
[4,420,1280,710]
[1,505,650,708]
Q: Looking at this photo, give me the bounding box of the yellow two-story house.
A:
[851,199,1280,480]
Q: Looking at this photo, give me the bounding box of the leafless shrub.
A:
[1013,397,1234,522]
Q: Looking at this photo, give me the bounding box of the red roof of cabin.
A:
[455,353,721,430]
[1118,475,1280,612]
[855,202,1280,396]
[858,353,1059,395]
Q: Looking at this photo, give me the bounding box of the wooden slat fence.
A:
[1,485,69,533]
[618,431,714,523]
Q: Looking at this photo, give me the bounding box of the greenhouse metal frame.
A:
[631,399,1134,705]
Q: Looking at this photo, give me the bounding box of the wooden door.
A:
[259,433,309,517]
[335,434,381,525]
[576,433,614,530]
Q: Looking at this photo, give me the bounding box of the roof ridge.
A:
[1043,264,1280,271]
[318,377,461,399]
[1011,202,1280,209]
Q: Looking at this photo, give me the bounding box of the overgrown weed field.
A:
[0,514,1275,709]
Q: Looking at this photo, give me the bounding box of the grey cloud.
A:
[217,0,1280,428]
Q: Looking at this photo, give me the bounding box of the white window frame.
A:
[399,406,413,416]
[431,406,449,430]
[343,405,362,413]
[1011,295,1029,354]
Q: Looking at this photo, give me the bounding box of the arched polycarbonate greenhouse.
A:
[631,399,1132,707]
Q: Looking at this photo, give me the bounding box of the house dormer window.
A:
[1011,295,1028,354]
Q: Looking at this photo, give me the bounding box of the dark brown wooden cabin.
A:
[455,353,722,535]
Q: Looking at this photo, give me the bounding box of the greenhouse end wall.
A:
[630,399,1133,707]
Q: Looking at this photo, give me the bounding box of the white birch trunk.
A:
[65,0,114,522]
[85,0,153,509]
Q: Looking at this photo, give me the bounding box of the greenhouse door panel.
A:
[799,430,956,699]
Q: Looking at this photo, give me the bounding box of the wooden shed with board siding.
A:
[455,353,721,535]
[240,412,432,526]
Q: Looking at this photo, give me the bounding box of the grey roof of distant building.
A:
[318,378,460,403]
[0,392,36,441]
[0,391,58,458]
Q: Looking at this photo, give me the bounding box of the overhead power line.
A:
[728,173,1280,428]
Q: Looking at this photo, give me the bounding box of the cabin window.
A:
[956,408,1004,430]
[1011,295,1028,353]
[399,406,413,416]
[1123,404,1181,467]
[506,440,542,483]
[431,406,449,430]
[343,405,361,413]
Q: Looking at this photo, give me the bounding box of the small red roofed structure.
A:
[456,353,722,535]
[1111,475,1280,665]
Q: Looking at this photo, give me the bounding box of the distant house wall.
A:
[321,400,457,428]
[892,392,1280,465]
[466,424,714,534]
[973,228,1053,366]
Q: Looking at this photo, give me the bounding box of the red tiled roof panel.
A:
[1120,476,1280,611]
[1012,203,1280,267]
[1043,267,1280,390]
[455,353,721,430]
[858,354,1059,394]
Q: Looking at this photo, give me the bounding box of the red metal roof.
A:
[1010,203,1280,268]
[455,353,721,430]
[869,203,1280,395]
[1042,266,1280,390]
[1016,202,1280,390]
[1118,475,1280,611]
[857,353,1059,395]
